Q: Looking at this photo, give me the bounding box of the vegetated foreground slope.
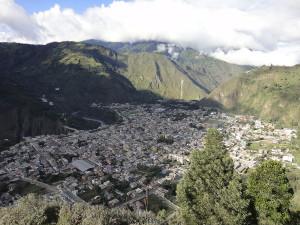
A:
[85,40,250,91]
[210,65,300,126]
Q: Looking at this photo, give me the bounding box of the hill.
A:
[0,42,156,149]
[85,40,249,91]
[210,65,300,126]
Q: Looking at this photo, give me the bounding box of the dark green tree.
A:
[215,176,252,225]
[177,129,251,225]
[247,160,293,225]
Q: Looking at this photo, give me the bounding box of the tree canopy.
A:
[177,128,251,225]
[247,160,293,225]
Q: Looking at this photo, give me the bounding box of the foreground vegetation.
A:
[0,194,159,225]
[177,129,299,225]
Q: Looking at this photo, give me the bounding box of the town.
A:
[0,100,298,215]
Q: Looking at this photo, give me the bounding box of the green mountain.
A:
[0,40,249,148]
[119,52,207,100]
[85,40,250,91]
[0,41,156,148]
[210,65,300,126]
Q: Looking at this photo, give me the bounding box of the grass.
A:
[86,40,248,92]
[122,52,207,100]
[247,140,294,152]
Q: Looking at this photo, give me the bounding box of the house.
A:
[282,155,294,163]
[71,160,95,172]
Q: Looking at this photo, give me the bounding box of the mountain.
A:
[85,40,250,91]
[119,52,207,100]
[0,40,249,148]
[0,41,157,149]
[210,65,300,127]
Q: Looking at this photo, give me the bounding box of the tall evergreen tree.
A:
[177,129,251,225]
[247,160,293,225]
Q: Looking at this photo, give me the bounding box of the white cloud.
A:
[0,0,300,66]
[211,45,300,66]
[0,0,42,42]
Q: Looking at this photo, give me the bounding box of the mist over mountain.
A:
[86,40,250,91]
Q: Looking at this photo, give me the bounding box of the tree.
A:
[177,129,251,225]
[0,194,59,225]
[215,176,252,225]
[0,194,159,225]
[247,160,293,225]
[157,209,167,221]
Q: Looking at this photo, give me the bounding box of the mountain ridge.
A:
[85,39,251,91]
[0,40,251,148]
[210,65,300,127]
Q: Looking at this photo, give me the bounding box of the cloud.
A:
[0,0,300,66]
[211,44,300,66]
[0,0,42,42]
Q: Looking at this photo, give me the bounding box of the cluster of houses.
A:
[222,115,298,173]
[0,101,297,208]
[0,101,217,207]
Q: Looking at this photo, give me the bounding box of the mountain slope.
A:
[85,40,249,91]
[120,52,207,100]
[210,65,300,126]
[0,42,155,148]
[0,42,141,108]
[174,48,250,91]
[0,40,248,148]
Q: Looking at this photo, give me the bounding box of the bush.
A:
[0,194,159,225]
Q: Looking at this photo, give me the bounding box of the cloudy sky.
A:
[1,0,300,66]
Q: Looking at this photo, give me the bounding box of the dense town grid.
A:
[0,100,298,209]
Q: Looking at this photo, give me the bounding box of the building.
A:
[71,160,95,172]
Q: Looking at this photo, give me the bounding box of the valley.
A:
[0,40,300,223]
[2,1,300,224]
[0,40,249,151]
[0,100,299,212]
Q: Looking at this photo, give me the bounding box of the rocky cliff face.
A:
[0,105,65,150]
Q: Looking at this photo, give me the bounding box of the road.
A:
[63,125,78,132]
[82,117,104,126]
[20,177,85,203]
[21,177,59,193]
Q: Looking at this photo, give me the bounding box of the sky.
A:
[1,0,300,66]
[15,0,113,13]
